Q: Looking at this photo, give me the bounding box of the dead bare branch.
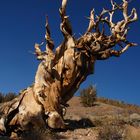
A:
[86,9,95,33]
[45,16,54,50]
[60,0,72,38]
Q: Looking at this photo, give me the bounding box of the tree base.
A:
[0,87,66,137]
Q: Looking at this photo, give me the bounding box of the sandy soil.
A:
[55,97,140,140]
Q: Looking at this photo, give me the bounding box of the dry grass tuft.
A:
[98,125,125,140]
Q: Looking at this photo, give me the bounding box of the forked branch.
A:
[84,0,138,58]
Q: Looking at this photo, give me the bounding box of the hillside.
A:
[57,97,140,140]
[0,96,140,140]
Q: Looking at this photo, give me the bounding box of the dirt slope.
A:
[0,97,140,140]
[57,97,140,140]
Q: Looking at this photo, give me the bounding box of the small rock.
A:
[10,132,18,139]
[130,113,140,121]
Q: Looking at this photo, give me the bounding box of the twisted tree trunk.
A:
[0,0,138,137]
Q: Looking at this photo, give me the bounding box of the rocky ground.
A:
[56,97,140,140]
[0,97,140,140]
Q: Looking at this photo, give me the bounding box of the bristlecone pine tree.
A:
[0,0,138,137]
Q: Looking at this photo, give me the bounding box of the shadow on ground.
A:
[65,118,95,130]
[19,129,67,140]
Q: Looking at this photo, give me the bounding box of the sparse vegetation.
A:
[97,97,140,114]
[0,92,17,103]
[80,85,97,107]
[98,125,125,140]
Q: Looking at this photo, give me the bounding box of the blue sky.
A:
[0,0,140,105]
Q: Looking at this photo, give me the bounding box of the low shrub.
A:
[80,85,97,107]
[0,92,17,103]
